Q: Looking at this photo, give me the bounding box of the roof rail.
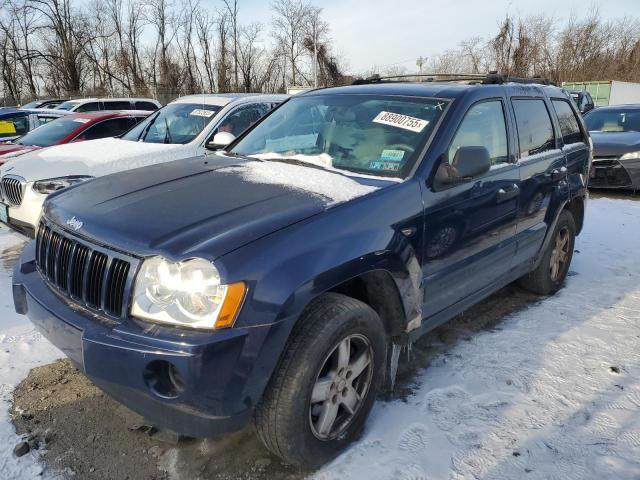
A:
[352,72,556,87]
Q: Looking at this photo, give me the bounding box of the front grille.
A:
[1,176,25,206]
[36,220,135,318]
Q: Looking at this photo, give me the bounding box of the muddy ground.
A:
[10,280,541,480]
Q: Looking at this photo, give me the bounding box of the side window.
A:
[76,118,135,141]
[75,102,102,113]
[552,99,585,145]
[135,101,159,111]
[36,115,58,126]
[102,100,132,110]
[216,104,269,137]
[435,101,508,188]
[512,99,555,157]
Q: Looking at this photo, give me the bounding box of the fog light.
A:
[143,360,185,398]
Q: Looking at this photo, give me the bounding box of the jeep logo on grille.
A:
[66,216,83,231]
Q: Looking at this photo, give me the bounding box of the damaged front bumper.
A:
[12,241,277,438]
[590,157,640,189]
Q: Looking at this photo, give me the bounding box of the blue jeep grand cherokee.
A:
[13,74,591,467]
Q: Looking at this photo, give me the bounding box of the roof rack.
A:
[352,72,556,86]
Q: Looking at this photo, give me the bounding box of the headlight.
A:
[33,175,93,194]
[620,151,640,161]
[131,257,245,329]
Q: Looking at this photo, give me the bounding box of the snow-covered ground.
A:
[1,196,639,480]
[316,196,640,480]
[0,229,61,479]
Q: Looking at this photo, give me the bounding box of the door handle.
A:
[496,183,520,203]
[550,166,568,182]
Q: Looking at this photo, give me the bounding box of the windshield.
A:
[585,108,640,133]
[21,101,40,109]
[15,117,86,147]
[56,101,80,111]
[231,94,448,178]
[122,103,221,144]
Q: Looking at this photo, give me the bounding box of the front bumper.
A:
[13,241,277,437]
[590,158,640,189]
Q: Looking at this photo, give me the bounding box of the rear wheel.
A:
[255,293,386,468]
[519,210,576,295]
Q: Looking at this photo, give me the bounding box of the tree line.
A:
[1,2,639,106]
[0,0,345,105]
[420,13,640,84]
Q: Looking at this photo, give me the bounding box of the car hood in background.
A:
[43,155,385,259]
[590,131,640,158]
[0,144,39,163]
[0,137,192,181]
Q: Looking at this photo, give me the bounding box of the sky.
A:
[210,0,640,73]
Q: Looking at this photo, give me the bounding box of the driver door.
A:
[421,98,520,322]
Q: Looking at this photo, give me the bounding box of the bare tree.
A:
[271,0,310,86]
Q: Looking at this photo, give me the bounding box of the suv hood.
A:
[44,154,384,259]
[1,137,189,181]
[590,131,640,158]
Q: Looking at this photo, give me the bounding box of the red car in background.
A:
[0,110,151,164]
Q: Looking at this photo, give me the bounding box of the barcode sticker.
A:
[373,111,429,133]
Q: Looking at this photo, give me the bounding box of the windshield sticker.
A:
[373,111,429,133]
[265,134,319,152]
[379,149,405,162]
[72,118,91,123]
[190,108,215,118]
[369,160,401,172]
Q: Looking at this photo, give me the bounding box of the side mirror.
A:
[206,131,236,150]
[452,146,491,179]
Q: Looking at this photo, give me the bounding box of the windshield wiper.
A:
[164,118,173,144]
[138,112,159,141]
[259,157,333,172]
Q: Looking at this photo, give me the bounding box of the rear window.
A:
[75,118,137,141]
[16,117,85,147]
[512,99,555,157]
[552,100,585,144]
[56,101,80,111]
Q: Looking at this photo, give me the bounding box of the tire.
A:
[255,292,387,468]
[519,210,576,295]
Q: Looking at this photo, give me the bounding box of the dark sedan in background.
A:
[585,105,640,190]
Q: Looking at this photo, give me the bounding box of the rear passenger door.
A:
[422,98,521,320]
[511,97,569,266]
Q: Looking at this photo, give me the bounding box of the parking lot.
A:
[1,193,639,479]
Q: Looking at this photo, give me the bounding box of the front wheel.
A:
[519,210,576,295]
[255,293,387,468]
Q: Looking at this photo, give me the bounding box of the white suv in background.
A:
[0,93,287,236]
[55,97,161,112]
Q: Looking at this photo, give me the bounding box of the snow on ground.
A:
[0,197,639,480]
[0,229,62,480]
[315,196,640,480]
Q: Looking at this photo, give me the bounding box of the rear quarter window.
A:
[512,99,555,157]
[552,99,585,145]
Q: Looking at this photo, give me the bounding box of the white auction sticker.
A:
[72,118,91,123]
[373,111,429,133]
[190,108,215,118]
